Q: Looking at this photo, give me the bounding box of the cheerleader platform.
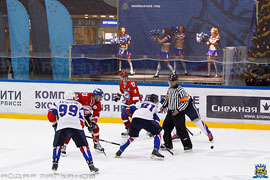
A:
[72,73,224,85]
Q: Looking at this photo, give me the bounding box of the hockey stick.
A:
[86,136,120,146]
[165,148,174,155]
[85,136,109,157]
[186,128,201,136]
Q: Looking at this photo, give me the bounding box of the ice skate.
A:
[87,161,99,173]
[52,159,58,171]
[172,134,180,141]
[207,131,213,142]
[94,142,104,152]
[121,129,129,137]
[151,149,164,159]
[61,145,67,156]
[115,150,123,157]
[160,143,173,151]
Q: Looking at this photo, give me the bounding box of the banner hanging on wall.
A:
[6,0,30,80]
[45,0,73,80]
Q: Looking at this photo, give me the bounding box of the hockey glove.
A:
[88,121,97,132]
[113,95,121,102]
[52,122,57,131]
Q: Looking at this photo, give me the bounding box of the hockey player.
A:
[115,94,164,159]
[113,70,142,137]
[62,88,105,154]
[48,91,99,173]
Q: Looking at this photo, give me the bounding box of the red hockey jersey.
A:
[119,80,142,105]
[75,92,101,123]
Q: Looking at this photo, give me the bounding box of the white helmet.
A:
[65,90,75,100]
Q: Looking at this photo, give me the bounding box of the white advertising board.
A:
[1,81,270,124]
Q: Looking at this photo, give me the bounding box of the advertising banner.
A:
[0,81,270,124]
[207,96,270,120]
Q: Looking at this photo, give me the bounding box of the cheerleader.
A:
[114,27,135,75]
[206,27,220,77]
[172,25,187,75]
[153,27,174,78]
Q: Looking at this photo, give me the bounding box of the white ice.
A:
[0,118,269,180]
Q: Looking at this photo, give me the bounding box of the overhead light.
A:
[92,15,98,17]
[101,15,106,18]
[109,15,114,18]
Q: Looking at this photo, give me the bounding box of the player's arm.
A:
[78,106,85,128]
[113,83,124,102]
[160,93,168,112]
[47,103,58,131]
[153,113,160,124]
[86,103,101,132]
[128,103,138,115]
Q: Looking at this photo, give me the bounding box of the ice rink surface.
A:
[0,118,269,180]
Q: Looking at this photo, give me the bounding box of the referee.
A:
[160,74,192,151]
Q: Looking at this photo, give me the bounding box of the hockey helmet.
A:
[168,74,178,81]
[65,90,75,100]
[93,88,104,97]
[120,70,128,77]
[148,94,159,103]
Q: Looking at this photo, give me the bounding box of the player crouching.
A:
[61,88,105,155]
[115,94,164,159]
[48,91,99,173]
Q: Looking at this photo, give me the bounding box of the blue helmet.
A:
[93,88,104,97]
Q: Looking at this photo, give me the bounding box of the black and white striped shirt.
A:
[162,85,189,112]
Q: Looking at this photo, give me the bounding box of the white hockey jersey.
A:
[49,100,84,131]
[131,101,159,121]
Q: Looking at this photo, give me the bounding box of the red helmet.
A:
[120,70,128,77]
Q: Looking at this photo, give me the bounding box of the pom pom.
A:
[149,29,161,40]
[196,32,209,43]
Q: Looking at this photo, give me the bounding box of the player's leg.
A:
[72,129,99,172]
[171,127,180,140]
[144,120,164,159]
[184,100,213,141]
[61,137,71,155]
[162,112,175,149]
[115,118,141,157]
[121,106,131,137]
[91,124,104,152]
[173,111,192,151]
[52,129,70,171]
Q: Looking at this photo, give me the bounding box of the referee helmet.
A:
[168,74,178,81]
